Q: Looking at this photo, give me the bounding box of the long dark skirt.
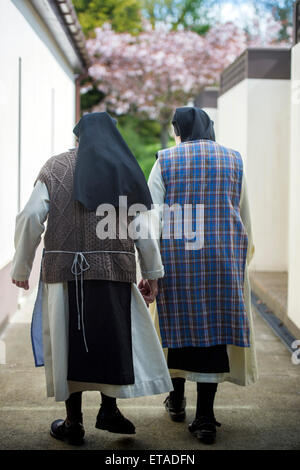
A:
[67,279,134,385]
[167,345,230,373]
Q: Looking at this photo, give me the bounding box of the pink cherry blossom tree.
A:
[85,19,291,147]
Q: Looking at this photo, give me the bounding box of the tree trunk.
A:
[160,123,169,149]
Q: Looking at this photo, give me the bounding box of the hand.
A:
[12,279,29,290]
[138,279,158,306]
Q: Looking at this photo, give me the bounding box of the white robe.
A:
[148,160,259,386]
[11,181,173,402]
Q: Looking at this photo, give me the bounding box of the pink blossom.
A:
[85,20,290,125]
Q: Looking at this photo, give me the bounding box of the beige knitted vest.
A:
[37,149,136,284]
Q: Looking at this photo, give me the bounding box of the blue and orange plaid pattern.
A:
[157,140,250,348]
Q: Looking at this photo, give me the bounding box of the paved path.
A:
[0,290,299,450]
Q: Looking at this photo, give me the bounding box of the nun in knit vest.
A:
[11,112,172,446]
[146,107,258,445]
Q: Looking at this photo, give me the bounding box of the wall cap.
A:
[220,47,291,96]
[194,87,219,108]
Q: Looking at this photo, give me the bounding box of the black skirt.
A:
[167,345,230,373]
[67,279,134,385]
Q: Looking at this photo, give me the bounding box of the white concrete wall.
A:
[247,79,290,272]
[218,78,290,272]
[0,0,76,269]
[288,42,300,331]
[217,81,248,162]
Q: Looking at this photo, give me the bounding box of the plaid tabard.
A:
[157,140,250,348]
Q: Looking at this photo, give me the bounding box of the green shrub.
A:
[116,114,174,179]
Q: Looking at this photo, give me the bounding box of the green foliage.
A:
[73,0,143,36]
[74,0,210,35]
[116,114,174,178]
[80,86,105,111]
[117,115,161,142]
[142,0,211,34]
[266,0,294,42]
[254,0,294,42]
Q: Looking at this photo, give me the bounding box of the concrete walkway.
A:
[0,290,299,450]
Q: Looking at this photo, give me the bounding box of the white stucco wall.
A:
[0,0,76,269]
[246,79,290,272]
[217,81,248,162]
[288,42,300,331]
[218,78,290,272]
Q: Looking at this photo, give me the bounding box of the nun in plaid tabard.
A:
[146,107,258,444]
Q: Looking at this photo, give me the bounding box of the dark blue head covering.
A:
[172,107,215,142]
[73,112,152,211]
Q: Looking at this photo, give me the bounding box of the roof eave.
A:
[29,0,89,73]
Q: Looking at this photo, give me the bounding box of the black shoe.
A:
[188,416,221,445]
[164,396,186,422]
[50,419,85,446]
[95,407,136,435]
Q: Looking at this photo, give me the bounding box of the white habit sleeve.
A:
[134,210,164,280]
[148,159,166,205]
[240,174,255,264]
[11,181,50,281]
[133,160,166,280]
[148,160,165,241]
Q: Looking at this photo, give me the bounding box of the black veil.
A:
[73,112,153,211]
[172,107,215,142]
